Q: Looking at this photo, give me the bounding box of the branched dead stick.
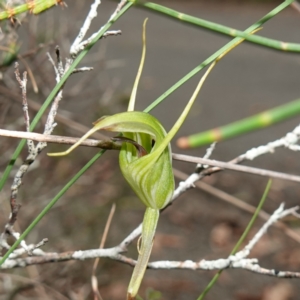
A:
[70,0,102,57]
[70,0,123,58]
[197,125,300,180]
[172,153,300,183]
[1,51,68,252]
[2,66,38,253]
[1,129,300,182]
[148,259,300,279]
[2,249,299,278]
[170,125,300,208]
[173,168,300,244]
[1,204,299,281]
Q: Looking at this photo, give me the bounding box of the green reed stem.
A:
[178,97,300,148]
[134,0,300,52]
[0,0,60,20]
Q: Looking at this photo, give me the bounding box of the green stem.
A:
[134,0,300,52]
[0,3,31,20]
[0,1,133,192]
[127,208,159,300]
[178,97,300,148]
[197,179,272,300]
[143,0,294,113]
[0,0,60,20]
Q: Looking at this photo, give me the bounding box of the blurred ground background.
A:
[0,0,300,299]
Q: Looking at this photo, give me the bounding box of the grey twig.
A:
[1,129,300,183]
[173,167,300,244]
[70,0,102,57]
[1,205,299,282]
[70,0,123,58]
[171,123,300,204]
[14,64,30,132]
[0,129,121,150]
[172,153,300,183]
[1,64,39,254]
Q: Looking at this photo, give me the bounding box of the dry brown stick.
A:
[291,1,300,13]
[91,203,116,300]
[173,168,300,244]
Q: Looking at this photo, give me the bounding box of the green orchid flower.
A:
[48,20,257,300]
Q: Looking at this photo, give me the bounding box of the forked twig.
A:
[1,204,299,282]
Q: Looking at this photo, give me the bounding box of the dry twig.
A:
[1,204,299,282]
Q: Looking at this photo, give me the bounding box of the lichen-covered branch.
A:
[1,204,299,283]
